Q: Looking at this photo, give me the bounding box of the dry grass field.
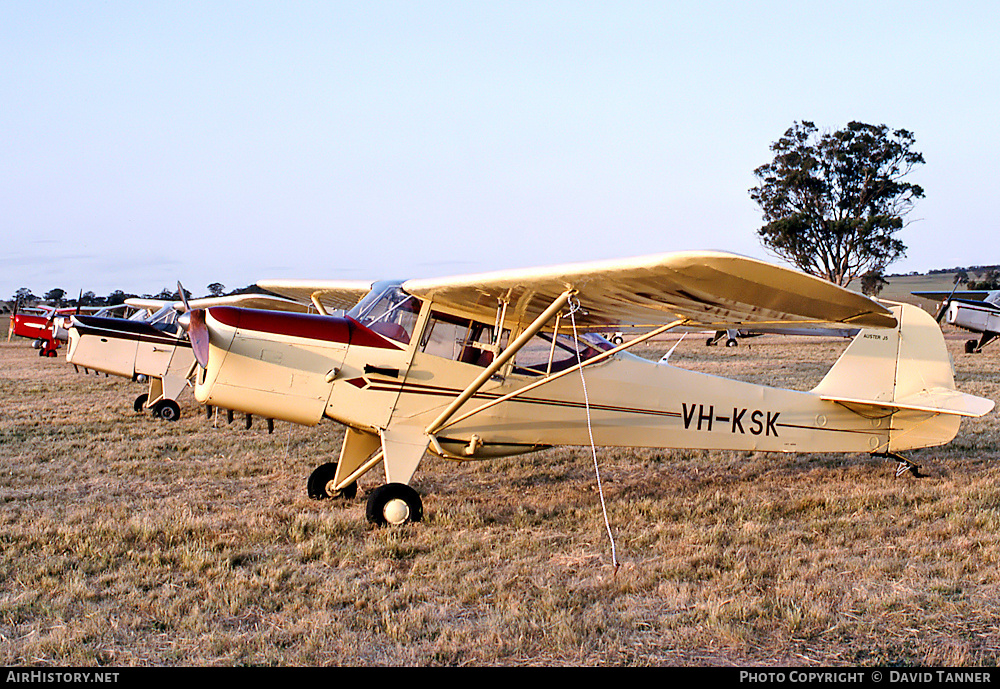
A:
[2,315,1000,667]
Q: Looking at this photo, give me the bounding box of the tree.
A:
[749,121,925,286]
[969,270,1000,290]
[860,270,888,297]
[12,288,37,304]
[207,282,226,297]
[44,288,66,304]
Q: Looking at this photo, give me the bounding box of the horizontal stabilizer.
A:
[820,387,995,418]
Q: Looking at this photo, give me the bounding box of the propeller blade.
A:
[76,289,83,315]
[187,308,210,368]
[935,282,962,323]
[177,281,191,313]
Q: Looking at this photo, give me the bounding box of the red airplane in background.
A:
[6,303,117,356]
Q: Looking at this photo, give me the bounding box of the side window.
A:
[421,311,504,367]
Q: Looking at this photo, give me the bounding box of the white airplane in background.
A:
[913,289,1000,354]
[173,252,993,526]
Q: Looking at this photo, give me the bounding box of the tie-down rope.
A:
[567,296,620,573]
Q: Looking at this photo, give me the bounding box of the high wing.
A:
[912,290,994,303]
[124,298,171,311]
[126,293,312,313]
[255,279,374,314]
[401,251,897,331]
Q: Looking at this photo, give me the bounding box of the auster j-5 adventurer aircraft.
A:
[180,251,995,526]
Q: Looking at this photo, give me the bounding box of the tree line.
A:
[7,283,267,309]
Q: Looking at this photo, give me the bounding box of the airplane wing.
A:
[186,293,312,312]
[255,279,374,313]
[125,298,171,311]
[127,294,312,313]
[402,251,897,331]
[912,290,994,302]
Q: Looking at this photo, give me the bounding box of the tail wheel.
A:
[307,462,358,500]
[153,399,181,421]
[366,483,423,526]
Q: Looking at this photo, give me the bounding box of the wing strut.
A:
[310,293,328,316]
[431,317,688,435]
[424,289,577,436]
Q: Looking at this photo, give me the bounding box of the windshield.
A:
[347,282,420,344]
[148,305,179,333]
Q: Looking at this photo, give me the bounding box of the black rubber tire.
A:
[307,462,358,500]
[365,483,423,526]
[154,399,181,421]
[134,393,149,412]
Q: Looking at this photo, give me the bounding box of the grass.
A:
[1,316,999,667]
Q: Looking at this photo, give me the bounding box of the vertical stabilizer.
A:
[811,302,993,451]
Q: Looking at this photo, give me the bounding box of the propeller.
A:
[935,281,962,323]
[176,281,210,368]
[6,297,18,342]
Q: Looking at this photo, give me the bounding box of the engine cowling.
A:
[194,307,352,426]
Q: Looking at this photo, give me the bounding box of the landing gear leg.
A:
[880,451,924,478]
[307,462,358,500]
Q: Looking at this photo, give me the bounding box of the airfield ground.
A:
[1,309,1000,666]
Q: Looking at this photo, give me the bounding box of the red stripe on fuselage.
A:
[207,307,402,350]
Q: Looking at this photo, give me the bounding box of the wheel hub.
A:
[383,498,410,525]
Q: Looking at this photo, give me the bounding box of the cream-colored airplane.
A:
[181,251,995,525]
[67,292,310,421]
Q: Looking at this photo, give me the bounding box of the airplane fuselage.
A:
[194,304,960,461]
[68,315,195,411]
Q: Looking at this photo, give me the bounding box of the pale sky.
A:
[3,1,998,299]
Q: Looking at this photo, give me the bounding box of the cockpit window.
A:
[348,282,420,344]
[420,310,506,367]
[148,305,179,334]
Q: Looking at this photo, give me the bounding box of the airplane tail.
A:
[811,302,994,452]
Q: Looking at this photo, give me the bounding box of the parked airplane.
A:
[704,325,858,347]
[7,303,98,356]
[66,292,311,420]
[913,289,1000,353]
[181,251,994,526]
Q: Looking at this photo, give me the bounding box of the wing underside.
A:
[402,251,897,331]
[255,279,374,313]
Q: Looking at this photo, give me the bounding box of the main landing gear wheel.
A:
[134,393,148,412]
[966,340,979,354]
[725,338,738,347]
[152,399,181,421]
[366,483,423,526]
[307,462,358,500]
